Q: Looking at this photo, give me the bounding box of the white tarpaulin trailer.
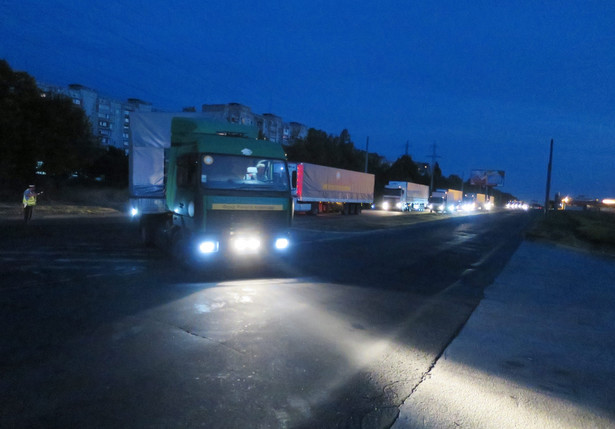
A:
[129,112,217,198]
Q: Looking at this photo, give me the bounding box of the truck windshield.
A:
[383,188,403,197]
[200,154,289,191]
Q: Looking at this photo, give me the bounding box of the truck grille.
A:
[206,209,288,233]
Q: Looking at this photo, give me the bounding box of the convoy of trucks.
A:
[382,181,429,211]
[288,162,374,215]
[129,112,293,263]
[128,113,497,265]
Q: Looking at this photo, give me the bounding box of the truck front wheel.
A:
[140,218,156,247]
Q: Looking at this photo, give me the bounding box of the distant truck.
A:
[382,181,429,211]
[129,112,293,263]
[288,162,374,215]
[447,189,463,212]
[462,192,491,211]
[427,189,448,213]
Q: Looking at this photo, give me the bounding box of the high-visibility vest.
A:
[23,191,37,206]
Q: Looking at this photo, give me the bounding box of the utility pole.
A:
[544,138,554,215]
[364,136,369,173]
[427,142,441,195]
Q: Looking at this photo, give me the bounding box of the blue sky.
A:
[2,0,614,201]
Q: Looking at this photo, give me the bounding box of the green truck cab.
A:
[130,113,292,263]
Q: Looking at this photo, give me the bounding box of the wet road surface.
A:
[0,211,531,428]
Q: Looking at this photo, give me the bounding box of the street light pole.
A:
[544,138,554,215]
[428,142,440,195]
[364,136,369,173]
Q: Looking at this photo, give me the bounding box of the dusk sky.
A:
[2,0,614,201]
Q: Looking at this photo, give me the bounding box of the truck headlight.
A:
[130,207,139,217]
[382,202,390,211]
[395,202,402,209]
[274,237,290,250]
[232,236,261,253]
[198,240,219,254]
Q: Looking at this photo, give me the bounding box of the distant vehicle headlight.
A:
[383,202,390,211]
[130,207,139,217]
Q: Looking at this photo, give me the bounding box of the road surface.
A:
[0,210,531,428]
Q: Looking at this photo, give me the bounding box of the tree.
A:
[431,162,444,189]
[0,60,98,191]
[445,174,463,191]
[83,146,129,187]
[284,128,369,173]
[284,128,334,167]
[34,94,98,179]
[387,155,424,184]
[0,60,40,190]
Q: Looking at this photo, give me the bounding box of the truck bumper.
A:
[184,230,292,263]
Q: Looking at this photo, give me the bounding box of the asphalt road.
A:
[0,210,532,428]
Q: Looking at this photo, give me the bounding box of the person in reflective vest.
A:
[22,184,41,223]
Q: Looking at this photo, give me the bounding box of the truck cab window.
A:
[176,155,198,188]
[200,154,289,191]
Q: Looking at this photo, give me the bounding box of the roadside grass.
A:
[526,210,615,256]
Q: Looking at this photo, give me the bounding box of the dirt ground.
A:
[0,199,468,232]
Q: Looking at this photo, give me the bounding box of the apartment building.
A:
[201,103,307,144]
[38,83,307,149]
[38,83,153,151]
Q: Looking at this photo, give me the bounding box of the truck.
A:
[447,189,463,212]
[129,112,293,263]
[382,181,429,211]
[427,189,448,213]
[288,162,374,215]
[462,192,491,211]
